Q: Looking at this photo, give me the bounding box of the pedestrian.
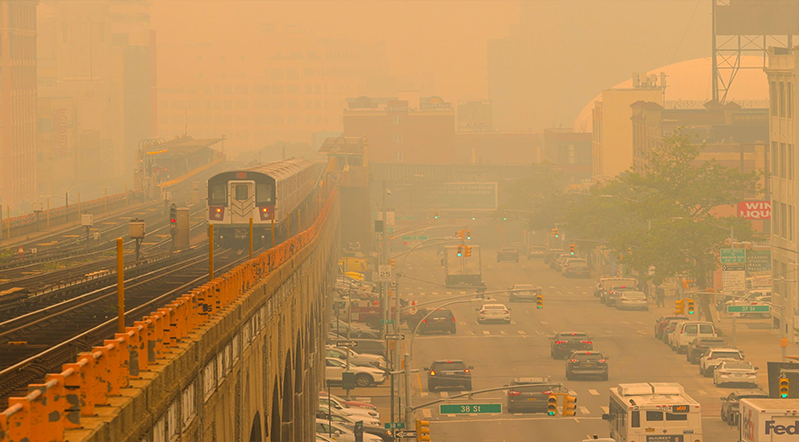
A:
[656,286,665,307]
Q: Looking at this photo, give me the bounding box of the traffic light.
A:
[536,293,544,309]
[169,204,177,229]
[456,229,465,240]
[465,229,471,240]
[457,245,463,257]
[503,212,507,221]
[552,228,559,238]
[464,246,472,257]
[434,210,439,220]
[779,377,790,398]
[547,394,558,416]
[416,419,430,441]
[675,298,685,315]
[569,243,575,256]
[686,298,695,315]
[389,258,396,269]
[563,395,577,417]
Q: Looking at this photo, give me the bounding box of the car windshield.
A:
[432,361,466,370]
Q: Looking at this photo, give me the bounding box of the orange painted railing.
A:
[0,186,338,442]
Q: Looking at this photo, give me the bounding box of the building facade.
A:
[542,128,592,184]
[765,46,799,344]
[0,0,38,213]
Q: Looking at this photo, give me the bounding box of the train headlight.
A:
[259,206,272,221]
[209,207,224,220]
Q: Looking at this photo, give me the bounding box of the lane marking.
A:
[535,330,545,335]
[517,330,526,335]
[460,291,467,294]
[417,373,423,393]
[579,406,590,415]
[697,389,707,395]
[420,293,426,296]
[620,321,629,324]
[446,292,452,295]
[589,389,599,396]
[549,286,556,289]
[459,321,467,325]
[468,331,475,335]
[582,291,588,294]
[568,389,578,396]
[432,292,438,295]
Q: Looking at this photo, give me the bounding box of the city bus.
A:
[602,383,702,442]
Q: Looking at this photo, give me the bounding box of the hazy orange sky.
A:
[150,0,521,99]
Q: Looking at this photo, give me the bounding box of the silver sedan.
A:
[615,291,649,310]
[714,360,759,387]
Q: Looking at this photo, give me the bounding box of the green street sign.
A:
[727,305,770,313]
[439,403,502,414]
[396,215,415,221]
[380,319,395,324]
[384,422,405,429]
[721,248,746,264]
[400,235,429,241]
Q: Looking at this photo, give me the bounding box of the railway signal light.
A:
[457,245,463,257]
[569,243,575,256]
[779,377,790,398]
[675,298,685,315]
[434,210,439,220]
[686,298,696,315]
[536,293,544,309]
[466,229,471,240]
[547,395,558,416]
[464,246,472,257]
[416,419,431,441]
[563,395,577,416]
[169,204,177,229]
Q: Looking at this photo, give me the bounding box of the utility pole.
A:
[381,180,389,336]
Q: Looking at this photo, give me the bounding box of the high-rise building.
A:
[155,25,392,156]
[0,0,38,213]
[765,45,798,344]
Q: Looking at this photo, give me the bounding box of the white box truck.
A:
[739,398,799,442]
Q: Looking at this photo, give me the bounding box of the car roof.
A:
[708,347,741,352]
[483,303,506,308]
[718,360,752,366]
[731,389,769,396]
[556,331,588,336]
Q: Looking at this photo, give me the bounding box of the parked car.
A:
[551,332,593,359]
[719,389,769,425]
[654,315,687,340]
[319,392,378,413]
[713,360,759,387]
[527,246,546,259]
[699,348,745,377]
[316,406,390,442]
[508,284,543,302]
[325,357,385,387]
[595,277,637,298]
[686,337,728,364]
[566,351,609,380]
[544,249,565,264]
[315,419,383,442]
[661,319,688,344]
[669,321,718,353]
[551,254,573,271]
[416,308,457,335]
[562,259,591,278]
[426,360,473,391]
[318,396,380,419]
[497,248,520,262]
[325,346,387,370]
[330,339,386,357]
[505,377,563,414]
[602,286,636,307]
[615,291,648,310]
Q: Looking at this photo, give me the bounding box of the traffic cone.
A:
[18,246,23,255]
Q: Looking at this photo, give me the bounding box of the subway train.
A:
[206,158,319,247]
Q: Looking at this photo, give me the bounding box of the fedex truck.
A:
[738,398,799,442]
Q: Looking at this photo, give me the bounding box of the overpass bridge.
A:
[0,188,341,442]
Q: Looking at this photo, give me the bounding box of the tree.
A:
[498,163,570,231]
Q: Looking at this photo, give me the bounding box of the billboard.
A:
[716,0,799,35]
[411,182,498,211]
[738,201,771,219]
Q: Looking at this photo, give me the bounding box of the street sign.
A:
[384,422,405,430]
[380,319,395,325]
[721,248,746,264]
[393,430,416,438]
[335,340,358,347]
[439,403,502,414]
[722,270,746,292]
[384,333,405,340]
[727,305,771,313]
[400,235,429,241]
[396,215,415,221]
[378,265,392,282]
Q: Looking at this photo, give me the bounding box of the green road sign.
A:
[396,215,415,221]
[380,319,395,324]
[400,235,429,241]
[721,248,746,264]
[727,305,771,313]
[439,403,502,414]
[384,422,405,429]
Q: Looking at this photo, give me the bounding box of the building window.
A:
[393,115,402,125]
[770,82,778,116]
[394,152,404,162]
[788,82,794,118]
[789,205,795,241]
[394,134,403,143]
[780,143,787,179]
[774,203,780,237]
[779,82,786,117]
[789,144,795,181]
[781,202,788,238]
[772,141,778,176]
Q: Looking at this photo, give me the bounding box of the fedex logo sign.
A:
[738,201,771,219]
[765,420,798,435]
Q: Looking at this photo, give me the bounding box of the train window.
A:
[209,183,226,205]
[235,185,249,200]
[256,183,273,204]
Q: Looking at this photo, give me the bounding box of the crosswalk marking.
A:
[510,320,516,325]
[420,293,426,296]
[540,321,549,325]
[468,331,475,335]
[579,406,590,415]
[535,330,545,335]
[422,409,432,418]
[459,321,467,325]
[620,321,629,324]
[517,330,526,335]
[460,291,467,294]
[407,292,414,296]
[549,286,556,289]
[482,330,491,335]
[637,330,647,334]
[589,389,599,395]
[418,287,424,290]
[582,291,588,294]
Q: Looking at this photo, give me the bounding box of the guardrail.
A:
[0,185,337,442]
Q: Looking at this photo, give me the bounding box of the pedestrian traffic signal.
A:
[563,395,578,417]
[464,246,472,257]
[547,394,558,416]
[536,293,544,309]
[416,419,431,441]
[686,298,695,315]
[675,298,685,315]
[169,204,178,230]
[569,243,575,256]
[779,377,790,398]
[465,229,471,240]
[457,245,463,257]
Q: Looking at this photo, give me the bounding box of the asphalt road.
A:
[394,246,742,442]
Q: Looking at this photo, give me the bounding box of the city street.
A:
[392,244,751,441]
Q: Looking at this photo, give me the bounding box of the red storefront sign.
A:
[737,201,771,219]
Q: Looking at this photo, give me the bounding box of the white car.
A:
[477,303,511,324]
[319,395,380,420]
[699,348,745,377]
[669,321,717,353]
[713,360,758,387]
[317,405,381,428]
[325,346,387,370]
[326,357,385,387]
[315,419,382,442]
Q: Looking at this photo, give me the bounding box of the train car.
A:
[207,158,317,247]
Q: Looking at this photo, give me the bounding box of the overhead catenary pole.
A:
[209,224,214,281]
[249,217,253,260]
[271,216,275,248]
[116,237,125,333]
